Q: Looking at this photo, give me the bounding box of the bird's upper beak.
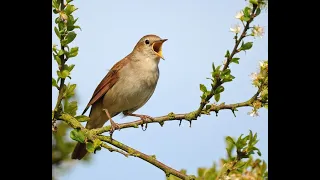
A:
[152,39,168,60]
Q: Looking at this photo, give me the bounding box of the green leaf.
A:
[243,17,250,22]
[256,7,261,16]
[214,93,220,102]
[249,0,258,5]
[231,58,240,64]
[86,139,102,153]
[52,0,59,9]
[66,15,76,31]
[65,84,77,98]
[64,101,78,116]
[226,136,236,145]
[57,70,70,79]
[65,4,78,15]
[64,64,75,72]
[74,26,82,31]
[200,84,207,93]
[54,55,61,65]
[75,115,90,122]
[70,129,85,143]
[224,50,230,58]
[240,42,253,51]
[66,0,73,3]
[221,69,231,77]
[52,78,58,88]
[223,74,235,83]
[215,65,221,72]
[58,21,65,31]
[58,50,64,56]
[251,147,262,156]
[244,7,252,17]
[62,31,77,46]
[69,47,79,58]
[212,62,215,72]
[54,27,60,39]
[215,86,224,94]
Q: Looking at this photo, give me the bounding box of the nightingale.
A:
[71,34,167,160]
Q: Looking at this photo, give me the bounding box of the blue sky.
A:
[52,0,268,179]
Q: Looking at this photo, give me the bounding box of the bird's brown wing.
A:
[82,57,130,115]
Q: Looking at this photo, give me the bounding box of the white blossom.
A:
[230,24,241,34]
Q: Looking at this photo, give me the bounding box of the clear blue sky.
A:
[52,0,268,179]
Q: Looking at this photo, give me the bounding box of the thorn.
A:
[232,109,237,117]
[179,120,182,127]
[189,120,192,127]
[141,124,147,131]
[215,110,219,117]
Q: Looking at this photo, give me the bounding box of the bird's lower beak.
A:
[152,39,168,60]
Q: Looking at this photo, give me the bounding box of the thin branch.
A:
[92,87,261,135]
[192,4,258,120]
[101,143,129,157]
[98,136,196,180]
[52,0,67,130]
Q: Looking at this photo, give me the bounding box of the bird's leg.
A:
[123,112,154,131]
[103,109,120,136]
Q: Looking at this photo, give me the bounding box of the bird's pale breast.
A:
[103,57,159,116]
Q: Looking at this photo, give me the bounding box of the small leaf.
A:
[225,50,230,58]
[73,25,82,31]
[69,47,79,58]
[252,147,262,156]
[231,58,240,64]
[256,7,261,16]
[58,50,64,56]
[244,7,252,17]
[215,65,222,72]
[249,0,258,5]
[243,17,251,22]
[70,129,85,143]
[200,84,207,93]
[62,31,77,46]
[64,101,78,116]
[64,64,75,72]
[54,55,61,65]
[65,84,77,98]
[215,86,224,94]
[66,0,73,3]
[52,78,58,88]
[65,4,78,15]
[221,69,231,77]
[86,142,94,153]
[75,115,90,122]
[57,70,70,79]
[212,62,215,72]
[240,42,253,51]
[214,93,220,102]
[54,27,60,39]
[226,136,236,145]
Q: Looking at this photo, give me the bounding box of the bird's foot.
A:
[124,112,154,131]
[109,118,120,136]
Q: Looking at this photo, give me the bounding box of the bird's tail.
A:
[71,142,87,160]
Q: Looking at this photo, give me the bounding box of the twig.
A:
[192,4,258,120]
[98,136,196,180]
[101,143,129,157]
[52,0,67,129]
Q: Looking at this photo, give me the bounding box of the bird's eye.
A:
[145,40,150,44]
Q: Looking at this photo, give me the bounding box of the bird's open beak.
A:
[152,39,168,60]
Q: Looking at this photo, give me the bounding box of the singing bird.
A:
[71,34,167,160]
